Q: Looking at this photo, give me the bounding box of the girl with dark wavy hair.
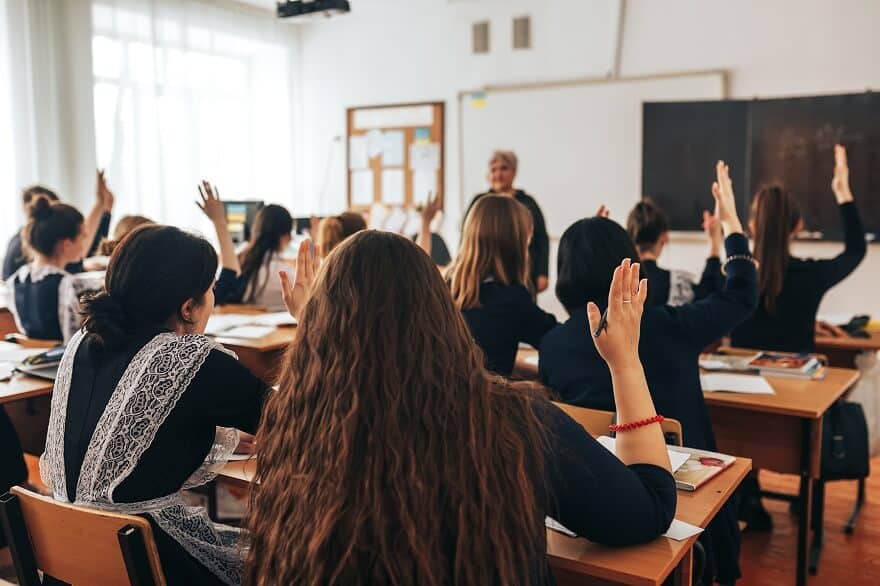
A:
[247,230,675,585]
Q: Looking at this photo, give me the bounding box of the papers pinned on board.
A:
[700,373,775,395]
[351,169,375,205]
[348,135,368,170]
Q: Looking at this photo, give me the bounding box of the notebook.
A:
[668,446,737,492]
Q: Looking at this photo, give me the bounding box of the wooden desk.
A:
[213,327,296,384]
[815,332,880,368]
[0,375,54,405]
[219,455,751,585]
[704,367,859,586]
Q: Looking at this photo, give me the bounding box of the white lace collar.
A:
[14,263,69,284]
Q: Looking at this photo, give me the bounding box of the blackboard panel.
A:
[749,93,880,241]
[642,101,748,231]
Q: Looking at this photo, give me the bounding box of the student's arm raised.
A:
[197,180,240,275]
[280,239,319,321]
[588,259,670,471]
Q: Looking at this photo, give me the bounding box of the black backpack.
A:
[821,400,870,481]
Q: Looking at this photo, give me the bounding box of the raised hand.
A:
[196,180,227,226]
[702,207,723,257]
[421,192,443,225]
[595,204,610,218]
[710,161,743,235]
[96,169,115,213]
[831,144,854,204]
[587,258,647,368]
[280,239,319,320]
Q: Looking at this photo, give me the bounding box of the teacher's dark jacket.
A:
[465,190,549,287]
[538,233,757,582]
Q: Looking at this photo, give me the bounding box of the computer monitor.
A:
[223,201,264,244]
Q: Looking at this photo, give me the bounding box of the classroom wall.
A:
[297,0,880,320]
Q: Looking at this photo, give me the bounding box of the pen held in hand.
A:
[593,307,609,338]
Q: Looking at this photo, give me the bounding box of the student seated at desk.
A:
[2,171,115,280]
[39,223,271,585]
[246,232,675,585]
[539,162,758,585]
[213,202,295,311]
[447,195,557,376]
[626,198,724,306]
[731,145,866,353]
[730,145,866,532]
[97,214,154,257]
[0,408,27,544]
[315,211,366,256]
[5,198,103,341]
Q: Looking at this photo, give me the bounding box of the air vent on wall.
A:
[473,21,490,54]
[513,15,531,49]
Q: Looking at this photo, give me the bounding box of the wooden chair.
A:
[552,402,684,446]
[215,303,268,315]
[4,333,61,349]
[0,486,166,586]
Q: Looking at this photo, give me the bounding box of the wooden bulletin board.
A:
[346,102,445,212]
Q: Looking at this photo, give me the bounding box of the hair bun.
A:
[81,291,133,349]
[28,195,53,220]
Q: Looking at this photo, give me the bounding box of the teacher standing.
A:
[463,150,550,292]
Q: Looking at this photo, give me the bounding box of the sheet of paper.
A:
[351,169,375,206]
[663,519,704,541]
[546,517,704,542]
[348,135,369,170]
[545,517,576,537]
[409,143,440,172]
[412,170,436,206]
[248,312,297,327]
[381,168,405,205]
[0,363,14,382]
[218,325,276,340]
[597,436,690,473]
[226,454,257,462]
[366,129,384,158]
[402,207,422,237]
[204,314,256,336]
[0,341,47,363]
[381,130,405,166]
[383,206,409,234]
[700,373,775,395]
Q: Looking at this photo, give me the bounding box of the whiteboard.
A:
[460,73,726,237]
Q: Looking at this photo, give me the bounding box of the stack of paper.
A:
[206,313,295,338]
[700,373,774,394]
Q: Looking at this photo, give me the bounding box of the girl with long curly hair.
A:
[247,231,675,585]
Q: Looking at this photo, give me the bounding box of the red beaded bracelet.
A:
[609,415,665,432]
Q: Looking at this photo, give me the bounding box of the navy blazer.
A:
[539,233,758,451]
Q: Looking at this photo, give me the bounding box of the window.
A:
[91,1,298,229]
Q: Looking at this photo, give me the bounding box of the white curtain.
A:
[0,0,18,246]
[91,0,301,231]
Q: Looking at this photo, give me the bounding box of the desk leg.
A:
[796,419,814,586]
[809,480,825,575]
[672,547,694,586]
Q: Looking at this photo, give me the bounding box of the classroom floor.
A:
[2,460,879,585]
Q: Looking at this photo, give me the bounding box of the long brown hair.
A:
[237,204,293,303]
[750,184,801,313]
[246,230,549,585]
[316,211,366,256]
[447,195,532,310]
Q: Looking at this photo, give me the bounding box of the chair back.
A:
[0,486,166,586]
[552,402,684,446]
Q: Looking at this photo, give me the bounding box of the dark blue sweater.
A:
[539,233,758,451]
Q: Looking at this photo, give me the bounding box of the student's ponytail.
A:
[81,225,218,350]
[751,185,801,314]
